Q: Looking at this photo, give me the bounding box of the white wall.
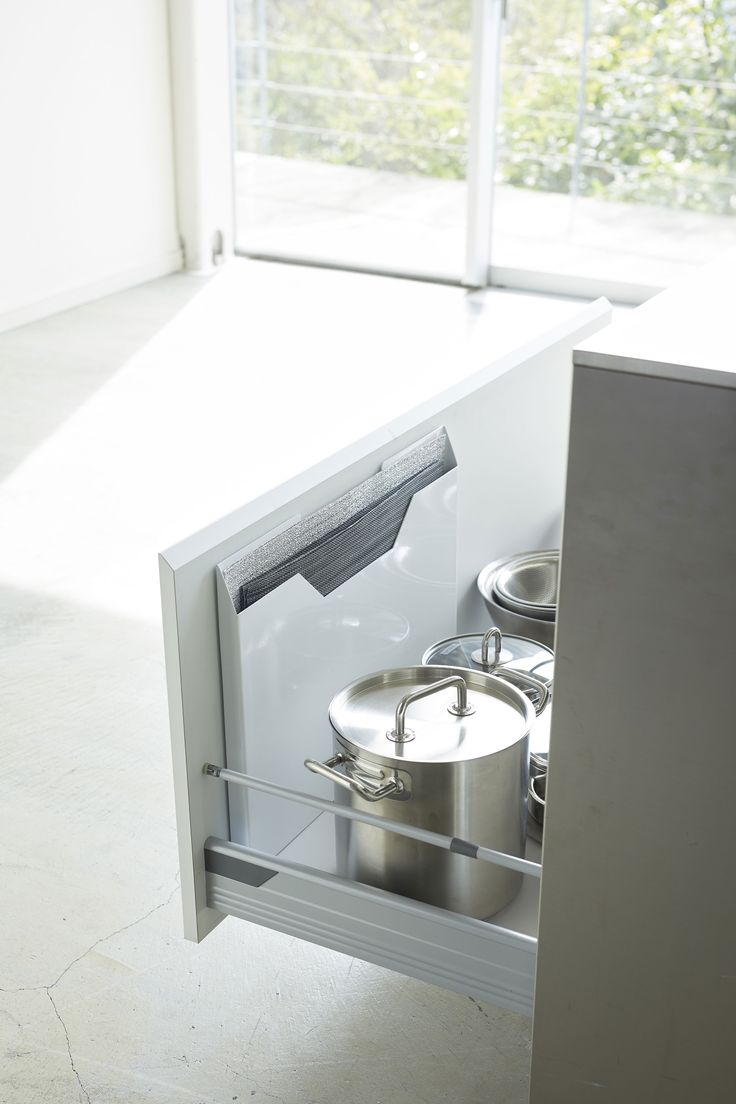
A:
[168,0,234,274]
[0,0,181,332]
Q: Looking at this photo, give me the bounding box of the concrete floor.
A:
[0,260,598,1104]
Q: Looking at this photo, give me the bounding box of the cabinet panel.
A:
[160,299,610,985]
[530,342,736,1100]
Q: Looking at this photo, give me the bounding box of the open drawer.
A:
[159,299,610,1016]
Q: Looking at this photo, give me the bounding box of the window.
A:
[231,0,736,299]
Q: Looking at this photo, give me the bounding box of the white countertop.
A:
[575,246,736,388]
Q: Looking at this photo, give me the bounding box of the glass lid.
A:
[329,665,532,765]
[531,658,555,685]
[421,627,553,675]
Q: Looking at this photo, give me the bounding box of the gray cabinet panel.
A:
[530,364,736,1102]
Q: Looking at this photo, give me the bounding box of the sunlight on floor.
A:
[0,259,595,623]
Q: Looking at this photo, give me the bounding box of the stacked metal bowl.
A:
[477,549,560,840]
[477,549,559,649]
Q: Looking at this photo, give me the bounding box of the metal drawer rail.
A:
[205,762,541,878]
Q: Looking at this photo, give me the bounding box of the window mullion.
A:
[464,0,506,288]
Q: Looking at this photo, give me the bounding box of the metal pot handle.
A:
[493,668,550,717]
[480,627,503,667]
[387,674,474,744]
[529,773,546,807]
[304,752,403,802]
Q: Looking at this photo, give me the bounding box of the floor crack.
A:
[47,989,91,1104]
[0,877,179,995]
[2,878,181,1101]
[247,1013,263,1048]
[48,881,180,991]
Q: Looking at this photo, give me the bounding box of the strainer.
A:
[492,551,559,620]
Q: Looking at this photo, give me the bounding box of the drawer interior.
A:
[159,299,611,1001]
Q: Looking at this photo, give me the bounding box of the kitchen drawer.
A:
[159,299,610,1014]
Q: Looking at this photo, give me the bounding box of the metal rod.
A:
[235,79,467,112]
[242,110,736,152]
[205,763,541,879]
[234,41,472,68]
[242,118,467,155]
[498,60,736,93]
[234,39,736,93]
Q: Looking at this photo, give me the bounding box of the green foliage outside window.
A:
[234,0,736,215]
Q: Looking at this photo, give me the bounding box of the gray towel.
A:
[241,455,446,609]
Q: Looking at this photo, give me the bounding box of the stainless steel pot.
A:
[528,772,546,828]
[305,666,533,918]
[422,628,553,778]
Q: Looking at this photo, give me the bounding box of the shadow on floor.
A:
[0,274,210,478]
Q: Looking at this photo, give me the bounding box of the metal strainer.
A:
[493,551,559,619]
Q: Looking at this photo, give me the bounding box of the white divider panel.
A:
[216,460,458,854]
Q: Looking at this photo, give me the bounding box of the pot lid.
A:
[421,627,553,676]
[329,665,532,765]
[531,658,555,684]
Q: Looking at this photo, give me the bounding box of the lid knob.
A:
[480,627,503,668]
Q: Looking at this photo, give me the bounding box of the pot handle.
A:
[388,674,474,744]
[493,668,550,717]
[529,773,546,807]
[480,627,503,667]
[304,752,404,802]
